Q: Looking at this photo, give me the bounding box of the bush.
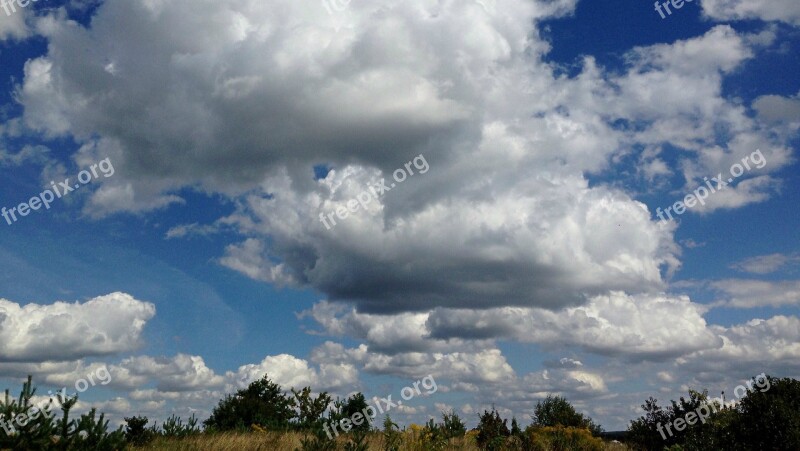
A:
[297,427,338,451]
[124,415,155,446]
[441,409,466,438]
[161,413,200,438]
[532,395,602,436]
[380,415,402,451]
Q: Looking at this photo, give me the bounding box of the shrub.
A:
[297,426,338,451]
[161,413,200,438]
[124,415,155,446]
[532,395,602,436]
[380,415,402,451]
[441,409,466,438]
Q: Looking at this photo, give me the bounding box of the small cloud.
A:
[753,92,800,125]
[165,222,222,240]
[681,239,706,249]
[730,253,800,274]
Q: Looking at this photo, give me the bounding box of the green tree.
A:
[532,395,602,436]
[627,396,675,450]
[510,417,522,437]
[204,375,296,431]
[725,376,800,450]
[339,393,372,432]
[124,415,155,446]
[476,406,509,451]
[0,376,124,450]
[441,409,466,438]
[292,387,332,429]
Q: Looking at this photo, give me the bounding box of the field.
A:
[140,431,631,451]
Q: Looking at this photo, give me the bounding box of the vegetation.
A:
[627,375,800,450]
[204,375,297,431]
[532,395,603,436]
[3,373,799,450]
[0,375,125,450]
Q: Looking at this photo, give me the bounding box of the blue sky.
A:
[0,0,798,431]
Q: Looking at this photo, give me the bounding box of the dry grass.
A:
[141,431,629,450]
[143,431,480,450]
[144,431,303,450]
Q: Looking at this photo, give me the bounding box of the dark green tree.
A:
[204,375,296,431]
[476,406,509,451]
[441,409,466,438]
[627,396,675,450]
[725,376,800,450]
[532,395,603,436]
[1,376,124,450]
[510,416,522,437]
[340,393,372,432]
[124,415,155,446]
[292,387,332,429]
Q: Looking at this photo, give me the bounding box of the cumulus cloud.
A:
[227,353,358,391]
[304,292,720,360]
[754,92,800,125]
[0,4,29,40]
[10,0,797,322]
[709,279,800,308]
[3,0,799,428]
[111,354,226,392]
[678,315,800,375]
[702,0,800,25]
[730,253,800,274]
[0,292,155,362]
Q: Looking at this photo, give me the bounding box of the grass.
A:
[140,431,630,450]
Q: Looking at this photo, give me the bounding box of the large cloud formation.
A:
[0,292,155,362]
[16,0,795,315]
[4,0,800,431]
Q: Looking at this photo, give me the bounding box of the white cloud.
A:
[731,253,800,274]
[679,315,800,375]
[754,92,800,125]
[710,279,800,308]
[112,354,226,391]
[305,292,720,360]
[702,0,800,25]
[0,4,29,41]
[227,353,358,391]
[0,292,155,362]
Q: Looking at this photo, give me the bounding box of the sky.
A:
[0,0,798,432]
